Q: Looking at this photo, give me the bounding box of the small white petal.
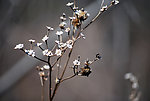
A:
[29,39,35,43]
[36,43,42,47]
[42,49,53,56]
[46,26,54,31]
[42,49,48,56]
[55,49,62,56]
[66,2,74,6]
[73,60,80,66]
[14,44,24,49]
[42,35,49,42]
[56,31,63,35]
[114,0,119,5]
[55,40,67,48]
[43,65,50,69]
[69,17,76,20]
[87,13,90,17]
[132,82,139,89]
[100,5,107,12]
[55,77,60,83]
[66,40,73,49]
[80,33,86,39]
[25,49,36,57]
[124,73,133,79]
[65,27,70,33]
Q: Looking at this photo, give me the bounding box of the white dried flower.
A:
[65,27,70,33]
[46,26,54,31]
[100,5,107,12]
[59,22,67,29]
[87,13,90,17]
[112,0,119,5]
[132,82,139,89]
[66,2,74,7]
[69,17,76,20]
[80,33,86,39]
[56,31,63,36]
[73,60,80,66]
[42,49,53,56]
[55,49,62,56]
[130,76,137,83]
[55,77,60,83]
[36,43,42,47]
[29,39,35,43]
[43,65,50,70]
[124,73,133,80]
[25,49,36,57]
[66,40,73,48]
[42,49,48,55]
[55,40,67,48]
[42,35,49,42]
[39,71,45,77]
[14,44,24,49]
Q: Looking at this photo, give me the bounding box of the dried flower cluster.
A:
[14,0,119,101]
[125,73,141,101]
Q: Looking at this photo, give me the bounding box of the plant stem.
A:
[51,46,74,100]
[83,3,113,31]
[48,57,52,101]
[60,74,76,83]
[41,83,44,101]
[34,56,48,63]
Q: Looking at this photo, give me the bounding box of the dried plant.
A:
[125,73,141,101]
[14,0,119,101]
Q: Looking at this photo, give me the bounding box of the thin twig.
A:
[81,2,113,33]
[60,74,76,83]
[34,56,48,63]
[41,83,44,101]
[48,57,52,101]
[45,40,49,49]
[51,44,74,100]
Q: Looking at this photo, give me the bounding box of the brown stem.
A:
[60,74,76,83]
[51,45,74,100]
[41,83,44,101]
[60,48,73,79]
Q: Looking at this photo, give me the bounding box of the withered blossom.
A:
[59,22,67,29]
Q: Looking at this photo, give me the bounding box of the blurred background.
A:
[0,0,150,101]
